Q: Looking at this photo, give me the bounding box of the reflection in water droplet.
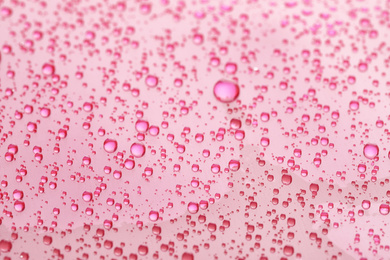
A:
[213,80,240,103]
[103,139,118,153]
[363,143,379,159]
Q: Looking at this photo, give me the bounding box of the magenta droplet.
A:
[149,211,159,222]
[213,80,240,103]
[135,120,149,133]
[42,63,55,76]
[0,240,12,253]
[379,204,389,215]
[130,143,146,158]
[362,200,371,210]
[283,245,294,256]
[349,100,359,111]
[228,160,240,171]
[82,191,92,202]
[363,143,379,159]
[40,107,51,118]
[187,202,199,214]
[138,245,148,255]
[14,200,25,212]
[145,75,158,87]
[103,139,118,153]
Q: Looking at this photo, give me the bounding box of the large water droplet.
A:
[130,143,146,158]
[213,80,240,103]
[363,143,379,159]
[103,139,118,153]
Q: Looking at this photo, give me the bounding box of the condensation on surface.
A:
[0,0,390,259]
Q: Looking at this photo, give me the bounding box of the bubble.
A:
[103,139,118,153]
[130,143,146,158]
[213,80,240,103]
[363,144,379,159]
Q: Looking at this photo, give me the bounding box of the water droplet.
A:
[187,202,199,214]
[213,80,240,103]
[14,201,25,212]
[130,143,146,158]
[145,75,158,87]
[138,245,148,255]
[103,139,118,153]
[283,245,294,256]
[0,240,12,252]
[362,200,371,209]
[379,204,389,215]
[149,211,159,221]
[363,144,379,159]
[42,63,55,76]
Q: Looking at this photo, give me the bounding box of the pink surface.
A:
[0,0,389,259]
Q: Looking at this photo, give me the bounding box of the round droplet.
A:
[283,245,294,256]
[349,101,359,111]
[82,191,92,202]
[182,253,194,260]
[379,204,389,215]
[149,211,159,222]
[43,235,53,245]
[135,120,149,133]
[260,137,270,147]
[187,202,199,214]
[145,75,158,87]
[14,200,25,212]
[103,139,118,153]
[228,160,240,171]
[213,80,240,103]
[362,200,371,210]
[130,143,146,158]
[282,174,292,185]
[363,144,379,159]
[138,245,148,256]
[0,240,12,252]
[42,63,55,76]
[40,107,51,118]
